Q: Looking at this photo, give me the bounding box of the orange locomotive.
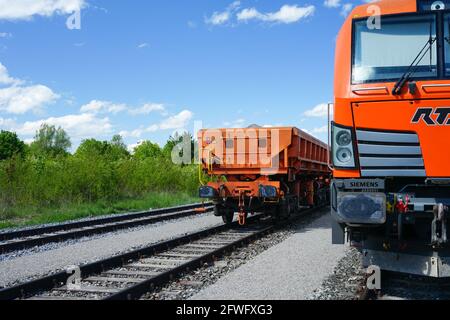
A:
[198,127,329,224]
[332,0,450,277]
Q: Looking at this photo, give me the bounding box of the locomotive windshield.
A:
[352,14,437,84]
[444,14,450,75]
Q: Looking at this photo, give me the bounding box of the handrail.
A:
[327,102,334,172]
[198,163,206,186]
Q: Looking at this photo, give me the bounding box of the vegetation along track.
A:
[0,203,212,254]
[0,206,324,300]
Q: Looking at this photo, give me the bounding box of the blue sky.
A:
[0,0,367,150]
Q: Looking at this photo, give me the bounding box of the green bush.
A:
[0,130,200,225]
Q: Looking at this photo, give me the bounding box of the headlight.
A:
[332,123,356,168]
[336,147,353,163]
[336,131,351,146]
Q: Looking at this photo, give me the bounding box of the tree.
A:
[0,131,26,160]
[75,136,130,161]
[133,141,162,159]
[75,139,110,159]
[30,124,71,157]
[109,135,130,160]
[163,132,195,164]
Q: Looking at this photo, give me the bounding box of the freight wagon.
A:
[198,126,330,224]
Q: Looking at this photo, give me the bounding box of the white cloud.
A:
[0,63,22,85]
[237,5,315,24]
[0,32,12,38]
[0,117,16,128]
[207,11,230,25]
[146,124,160,132]
[312,125,328,134]
[187,21,197,28]
[120,110,194,139]
[0,0,86,20]
[80,100,127,114]
[137,43,149,49]
[119,128,145,139]
[127,140,145,153]
[81,100,169,117]
[236,8,260,21]
[301,126,328,142]
[129,103,166,115]
[160,110,193,130]
[324,0,341,8]
[205,1,241,25]
[0,63,59,115]
[304,103,331,118]
[16,113,112,139]
[324,0,354,17]
[0,85,59,114]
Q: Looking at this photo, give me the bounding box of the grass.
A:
[0,192,202,230]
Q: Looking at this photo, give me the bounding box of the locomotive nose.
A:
[352,101,450,178]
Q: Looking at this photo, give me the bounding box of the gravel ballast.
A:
[310,247,365,300]
[191,211,347,300]
[0,213,221,288]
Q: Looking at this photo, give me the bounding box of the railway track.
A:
[0,203,212,254]
[0,206,323,300]
[359,271,450,300]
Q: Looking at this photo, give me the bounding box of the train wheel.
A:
[214,205,223,217]
[278,199,291,220]
[222,210,234,224]
[264,206,277,217]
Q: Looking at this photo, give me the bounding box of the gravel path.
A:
[191,212,347,300]
[0,213,220,288]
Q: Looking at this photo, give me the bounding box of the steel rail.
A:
[0,205,325,301]
[359,271,450,300]
[0,203,212,254]
[0,215,260,300]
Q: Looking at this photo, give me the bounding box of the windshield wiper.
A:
[392,36,437,95]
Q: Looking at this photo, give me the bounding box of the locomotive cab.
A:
[332,0,450,277]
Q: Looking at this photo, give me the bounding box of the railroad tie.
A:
[85,276,143,284]
[55,285,120,294]
[102,270,159,277]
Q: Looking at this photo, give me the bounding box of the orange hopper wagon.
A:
[198,126,330,224]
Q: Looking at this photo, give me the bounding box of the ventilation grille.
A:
[356,129,426,177]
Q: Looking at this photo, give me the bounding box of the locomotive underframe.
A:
[332,177,450,277]
[202,174,329,223]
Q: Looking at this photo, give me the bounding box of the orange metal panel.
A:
[353,100,450,177]
[333,0,450,179]
[198,127,329,177]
